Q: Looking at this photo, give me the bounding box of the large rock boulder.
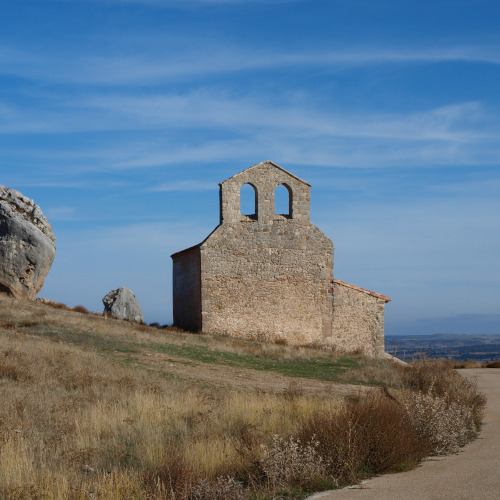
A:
[102,287,144,323]
[0,186,56,299]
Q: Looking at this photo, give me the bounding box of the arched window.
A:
[240,183,258,219]
[274,183,292,218]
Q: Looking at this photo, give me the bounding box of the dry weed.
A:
[401,383,481,454]
[260,435,329,488]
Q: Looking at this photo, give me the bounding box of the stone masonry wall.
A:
[219,161,311,224]
[199,162,334,345]
[332,280,387,357]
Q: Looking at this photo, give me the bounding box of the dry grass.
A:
[13,295,334,361]
[424,359,500,370]
[0,295,487,499]
[0,324,341,498]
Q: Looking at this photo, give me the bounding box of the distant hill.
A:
[386,333,500,363]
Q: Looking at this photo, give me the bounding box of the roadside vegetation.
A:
[0,295,487,499]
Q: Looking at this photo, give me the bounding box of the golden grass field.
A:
[0,294,486,499]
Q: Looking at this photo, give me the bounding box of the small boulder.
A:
[0,185,56,299]
[102,287,143,323]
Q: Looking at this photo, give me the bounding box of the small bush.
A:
[260,435,330,489]
[73,305,90,314]
[410,360,486,429]
[0,321,17,330]
[401,389,473,454]
[0,362,24,381]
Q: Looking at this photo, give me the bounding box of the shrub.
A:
[401,389,471,454]
[400,373,485,455]
[298,389,429,485]
[73,305,90,314]
[260,435,330,489]
[405,359,486,431]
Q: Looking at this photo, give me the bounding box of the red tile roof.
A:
[333,279,391,302]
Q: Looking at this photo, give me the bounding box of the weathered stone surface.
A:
[332,280,390,357]
[102,287,143,323]
[0,185,56,299]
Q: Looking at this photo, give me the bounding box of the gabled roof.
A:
[171,243,201,258]
[333,279,391,302]
[220,160,311,187]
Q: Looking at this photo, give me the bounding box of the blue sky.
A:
[1,0,499,335]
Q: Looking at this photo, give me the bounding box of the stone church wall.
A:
[197,162,334,345]
[332,280,387,356]
[171,161,390,356]
[199,221,334,344]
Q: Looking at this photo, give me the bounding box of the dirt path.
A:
[309,368,500,500]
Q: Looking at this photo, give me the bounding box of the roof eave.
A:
[333,279,391,302]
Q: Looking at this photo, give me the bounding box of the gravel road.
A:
[308,368,500,500]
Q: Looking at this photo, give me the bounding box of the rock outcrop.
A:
[102,287,143,323]
[0,186,56,299]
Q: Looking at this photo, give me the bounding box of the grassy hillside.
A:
[0,295,486,499]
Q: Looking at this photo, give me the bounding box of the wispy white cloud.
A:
[76,91,492,141]
[106,134,500,172]
[3,86,491,139]
[1,42,500,86]
[1,86,498,172]
[72,95,500,168]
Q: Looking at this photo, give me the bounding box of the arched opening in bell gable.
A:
[240,183,258,219]
[274,183,292,218]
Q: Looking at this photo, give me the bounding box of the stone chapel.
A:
[171,161,390,357]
